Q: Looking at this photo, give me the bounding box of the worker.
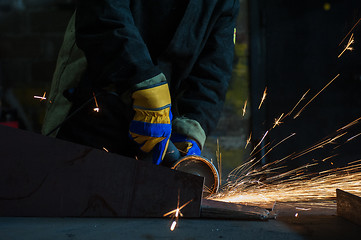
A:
[42,0,240,166]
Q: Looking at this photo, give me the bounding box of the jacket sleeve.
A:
[75,0,162,89]
[174,1,240,146]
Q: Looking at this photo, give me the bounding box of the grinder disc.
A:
[171,155,219,197]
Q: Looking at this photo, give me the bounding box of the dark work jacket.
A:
[74,0,240,137]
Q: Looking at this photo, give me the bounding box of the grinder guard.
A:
[164,141,220,197]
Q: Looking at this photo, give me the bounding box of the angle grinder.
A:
[163,141,220,197]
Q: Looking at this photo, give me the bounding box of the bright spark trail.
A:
[338,16,361,46]
[242,100,248,117]
[287,89,310,117]
[163,192,193,231]
[92,92,100,112]
[338,33,354,58]
[214,159,361,205]
[213,109,361,205]
[245,132,252,149]
[212,26,360,204]
[34,92,47,101]
[258,87,267,110]
[294,74,340,119]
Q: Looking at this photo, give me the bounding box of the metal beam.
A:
[337,189,361,226]
[0,125,203,217]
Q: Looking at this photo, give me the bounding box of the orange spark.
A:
[34,92,47,101]
[163,199,193,217]
[245,132,252,149]
[258,87,267,109]
[250,131,269,155]
[163,191,193,232]
[247,133,295,175]
[103,147,109,152]
[273,113,284,128]
[294,74,340,119]
[337,116,361,132]
[339,16,361,46]
[291,132,347,160]
[287,89,310,117]
[242,100,248,117]
[93,92,100,112]
[347,133,361,142]
[338,33,354,58]
[348,159,361,165]
[321,154,338,162]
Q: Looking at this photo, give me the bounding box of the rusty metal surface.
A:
[0,125,203,218]
[337,189,361,226]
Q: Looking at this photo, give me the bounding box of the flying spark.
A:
[211,14,361,217]
[287,89,310,117]
[34,92,47,101]
[294,74,340,119]
[338,16,361,46]
[163,191,193,232]
[213,123,361,206]
[242,100,248,117]
[291,132,347,160]
[273,113,284,128]
[258,87,267,110]
[93,92,100,112]
[216,138,222,184]
[338,33,354,58]
[337,116,361,132]
[214,161,361,205]
[250,131,269,155]
[245,132,252,149]
[347,133,361,142]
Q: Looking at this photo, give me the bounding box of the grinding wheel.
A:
[171,155,220,197]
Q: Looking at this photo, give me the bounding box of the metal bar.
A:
[200,199,269,220]
[337,189,361,226]
[0,125,203,217]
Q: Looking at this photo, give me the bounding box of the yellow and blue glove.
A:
[170,132,201,156]
[129,82,172,165]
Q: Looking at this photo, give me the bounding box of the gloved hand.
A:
[129,82,172,165]
[170,132,201,156]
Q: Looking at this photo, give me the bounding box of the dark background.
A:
[249,0,361,172]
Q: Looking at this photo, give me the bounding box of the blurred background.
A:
[1,0,361,183]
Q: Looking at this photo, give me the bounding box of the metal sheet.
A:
[0,125,203,217]
[337,189,361,226]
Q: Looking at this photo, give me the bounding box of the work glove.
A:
[170,132,201,156]
[129,82,172,165]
